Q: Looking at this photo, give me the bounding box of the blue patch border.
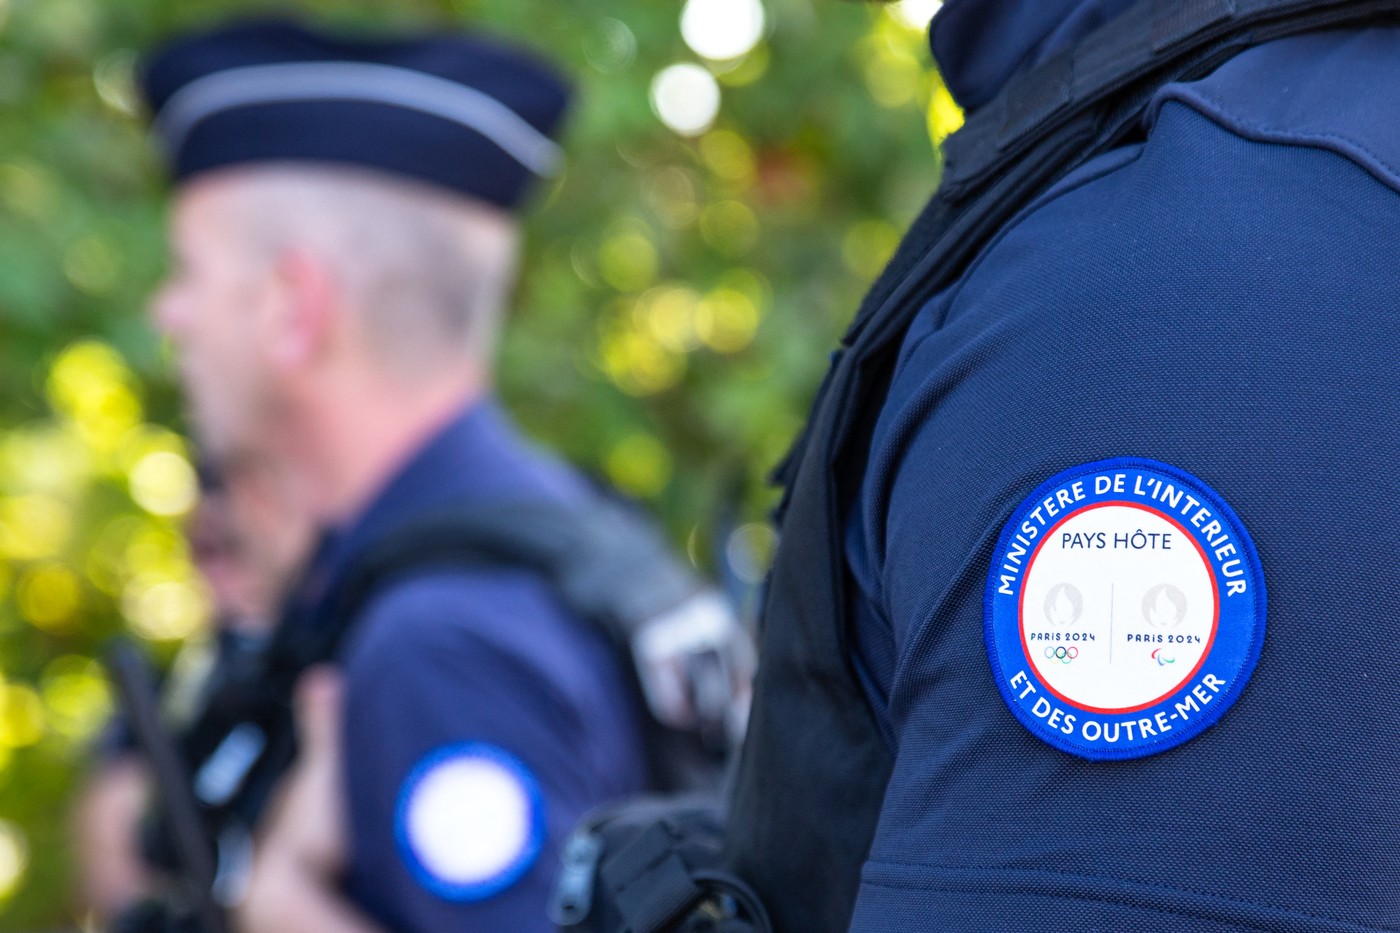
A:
[983,457,1267,761]
[394,741,547,902]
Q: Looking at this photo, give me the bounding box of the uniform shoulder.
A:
[338,565,625,711]
[864,57,1400,639]
[1147,28,1400,199]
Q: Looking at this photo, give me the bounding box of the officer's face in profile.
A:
[150,172,286,462]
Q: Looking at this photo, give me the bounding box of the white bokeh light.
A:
[680,0,766,62]
[650,64,721,136]
[893,0,944,29]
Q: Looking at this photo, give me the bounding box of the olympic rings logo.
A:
[1044,646,1078,664]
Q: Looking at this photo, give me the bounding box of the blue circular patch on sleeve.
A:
[394,742,546,902]
[984,458,1266,761]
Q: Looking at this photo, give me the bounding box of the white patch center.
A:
[404,755,533,886]
[1021,504,1215,712]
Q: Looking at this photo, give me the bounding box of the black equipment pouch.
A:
[551,797,771,933]
[129,494,740,924]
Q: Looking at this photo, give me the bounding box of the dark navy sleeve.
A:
[846,94,1400,930]
[336,568,645,933]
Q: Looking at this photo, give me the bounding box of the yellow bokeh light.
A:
[696,288,760,353]
[123,521,190,579]
[80,387,141,452]
[42,656,112,742]
[927,76,965,146]
[17,564,81,633]
[598,327,686,396]
[635,286,701,353]
[0,426,92,495]
[699,130,757,185]
[129,449,198,517]
[597,229,660,293]
[123,576,210,642]
[117,425,188,475]
[842,219,903,280]
[0,495,72,561]
[48,339,136,414]
[0,820,27,904]
[0,685,46,748]
[862,37,924,109]
[605,434,674,499]
[699,200,759,256]
[47,340,143,451]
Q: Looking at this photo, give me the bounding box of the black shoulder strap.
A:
[296,496,704,670]
[268,494,725,794]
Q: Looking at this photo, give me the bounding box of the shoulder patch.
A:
[395,742,545,901]
[984,458,1266,761]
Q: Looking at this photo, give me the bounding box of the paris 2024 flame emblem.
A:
[1143,584,1186,628]
[1144,584,1187,665]
[1044,583,1083,625]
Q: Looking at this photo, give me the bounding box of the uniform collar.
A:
[930,0,1138,112]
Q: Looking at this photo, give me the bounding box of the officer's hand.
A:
[268,667,347,872]
[234,667,382,933]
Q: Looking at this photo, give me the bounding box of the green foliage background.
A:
[0,0,956,926]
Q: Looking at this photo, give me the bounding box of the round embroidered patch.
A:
[395,743,545,901]
[984,458,1266,760]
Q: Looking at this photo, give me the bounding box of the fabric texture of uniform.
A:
[843,10,1400,931]
[283,401,647,932]
[140,19,570,209]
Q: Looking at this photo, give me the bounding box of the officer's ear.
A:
[261,246,341,372]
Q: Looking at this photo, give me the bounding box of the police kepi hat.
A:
[141,19,571,210]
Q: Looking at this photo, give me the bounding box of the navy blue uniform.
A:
[844,9,1400,931]
[292,401,646,932]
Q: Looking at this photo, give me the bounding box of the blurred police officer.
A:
[710,0,1400,931]
[142,20,649,932]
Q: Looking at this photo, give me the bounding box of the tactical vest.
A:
[722,1,1400,929]
[130,495,727,931]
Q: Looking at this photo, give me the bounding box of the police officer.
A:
[711,0,1400,931]
[141,20,649,932]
